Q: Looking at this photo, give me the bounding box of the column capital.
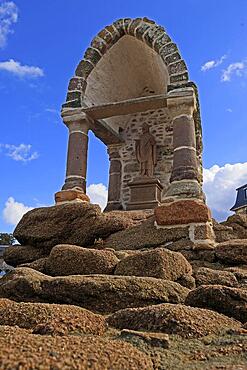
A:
[62,112,93,133]
[167,87,197,119]
[107,143,122,159]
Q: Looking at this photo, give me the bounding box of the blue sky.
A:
[0,0,247,232]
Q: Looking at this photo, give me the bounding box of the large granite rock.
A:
[14,203,132,248]
[104,217,190,250]
[222,214,247,239]
[3,245,50,267]
[180,248,216,263]
[0,268,189,314]
[115,248,195,288]
[0,298,105,336]
[186,285,247,322]
[107,303,241,338]
[224,266,247,288]
[194,267,239,287]
[110,210,154,226]
[0,326,153,370]
[213,219,235,243]
[20,257,48,273]
[190,260,225,272]
[215,239,247,265]
[213,215,247,242]
[46,244,119,276]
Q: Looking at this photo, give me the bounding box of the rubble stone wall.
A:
[117,107,173,208]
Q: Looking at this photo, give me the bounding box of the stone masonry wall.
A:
[118,107,173,208]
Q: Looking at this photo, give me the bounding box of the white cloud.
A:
[86,183,108,210]
[201,55,227,71]
[0,59,44,78]
[3,197,33,225]
[221,61,246,82]
[0,1,18,48]
[203,162,247,221]
[226,108,233,113]
[0,143,39,162]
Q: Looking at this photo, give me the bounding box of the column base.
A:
[154,199,215,246]
[164,180,205,201]
[62,177,86,193]
[104,202,123,212]
[55,189,90,204]
[126,177,163,211]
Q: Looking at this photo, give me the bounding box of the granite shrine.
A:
[55,17,215,246]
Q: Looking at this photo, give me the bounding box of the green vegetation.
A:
[0,233,16,245]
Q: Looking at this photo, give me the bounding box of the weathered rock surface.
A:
[186,285,247,322]
[20,257,48,273]
[176,275,196,290]
[0,326,153,369]
[213,219,235,243]
[0,298,105,336]
[107,303,241,338]
[0,268,189,314]
[161,239,194,252]
[115,248,195,288]
[181,248,216,262]
[105,217,190,250]
[120,329,170,348]
[190,260,224,272]
[222,214,247,240]
[155,199,211,226]
[224,266,247,288]
[3,245,50,267]
[213,215,247,242]
[46,244,119,276]
[110,210,154,226]
[113,250,139,260]
[14,203,132,248]
[194,267,239,287]
[215,239,247,265]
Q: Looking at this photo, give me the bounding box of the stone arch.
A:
[63,17,189,109]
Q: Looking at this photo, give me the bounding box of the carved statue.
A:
[136,123,157,177]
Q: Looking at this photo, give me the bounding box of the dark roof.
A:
[230,185,247,211]
[236,183,247,190]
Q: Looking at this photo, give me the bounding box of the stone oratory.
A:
[56,17,215,246]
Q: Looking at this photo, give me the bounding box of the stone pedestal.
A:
[154,199,215,246]
[55,189,90,204]
[126,177,163,210]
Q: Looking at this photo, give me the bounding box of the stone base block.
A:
[55,189,90,204]
[155,199,211,226]
[104,202,123,212]
[155,222,215,247]
[194,223,215,241]
[126,177,163,211]
[155,199,215,245]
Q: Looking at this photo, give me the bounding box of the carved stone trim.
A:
[167,88,197,119]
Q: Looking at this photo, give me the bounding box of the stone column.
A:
[155,87,215,247]
[104,144,122,211]
[165,87,203,201]
[55,113,91,204]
